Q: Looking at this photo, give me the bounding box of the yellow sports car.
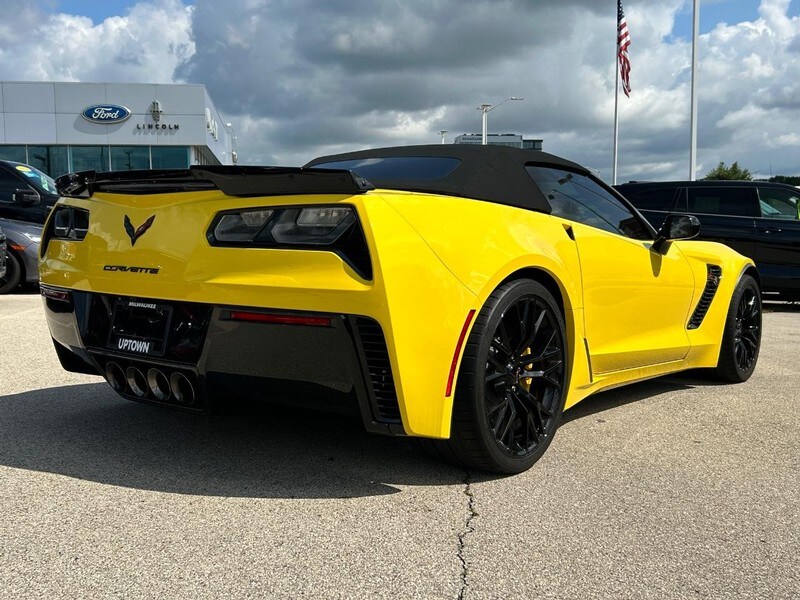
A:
[40,145,762,473]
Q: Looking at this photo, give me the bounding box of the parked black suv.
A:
[0,160,60,223]
[615,180,800,299]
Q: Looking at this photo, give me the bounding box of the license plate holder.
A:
[107,299,172,357]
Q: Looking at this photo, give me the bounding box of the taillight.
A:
[213,209,274,242]
[41,206,90,257]
[271,207,355,245]
[207,204,371,280]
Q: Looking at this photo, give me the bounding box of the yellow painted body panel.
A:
[570,222,696,373]
[41,188,755,437]
[41,190,478,438]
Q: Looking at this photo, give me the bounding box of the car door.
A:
[679,186,759,260]
[528,166,695,374]
[754,186,800,295]
[0,167,28,221]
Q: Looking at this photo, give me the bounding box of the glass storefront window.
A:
[71,146,110,173]
[2,145,197,177]
[28,146,69,178]
[0,146,27,163]
[111,146,150,171]
[152,146,189,169]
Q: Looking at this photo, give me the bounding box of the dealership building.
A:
[0,81,236,179]
[454,133,543,150]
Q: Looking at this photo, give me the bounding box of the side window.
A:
[624,187,677,211]
[527,166,651,239]
[758,188,799,220]
[0,171,22,204]
[686,187,757,217]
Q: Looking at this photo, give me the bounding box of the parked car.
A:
[0,160,60,223]
[0,218,43,294]
[615,180,800,299]
[0,160,60,293]
[0,226,6,280]
[41,145,760,473]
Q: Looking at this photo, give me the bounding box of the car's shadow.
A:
[0,374,704,498]
[561,374,699,423]
[0,383,466,498]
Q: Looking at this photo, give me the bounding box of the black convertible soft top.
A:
[306,144,591,213]
[56,144,591,213]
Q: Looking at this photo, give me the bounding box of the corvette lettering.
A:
[103,265,160,274]
[117,338,151,354]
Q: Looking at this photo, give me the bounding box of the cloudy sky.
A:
[0,0,798,182]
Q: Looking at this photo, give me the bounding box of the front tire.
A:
[432,279,568,474]
[711,274,761,382]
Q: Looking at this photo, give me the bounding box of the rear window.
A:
[312,156,461,181]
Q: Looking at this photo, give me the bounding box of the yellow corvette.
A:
[40,145,762,473]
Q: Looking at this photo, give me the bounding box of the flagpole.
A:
[613,46,620,185]
[689,0,699,180]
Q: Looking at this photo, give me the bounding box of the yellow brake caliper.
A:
[521,347,533,392]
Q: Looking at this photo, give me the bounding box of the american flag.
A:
[618,0,632,97]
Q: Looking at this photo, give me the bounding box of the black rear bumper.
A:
[42,286,404,436]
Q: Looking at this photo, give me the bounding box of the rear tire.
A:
[0,252,22,294]
[710,274,761,382]
[430,279,568,474]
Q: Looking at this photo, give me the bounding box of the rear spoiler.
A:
[55,165,375,198]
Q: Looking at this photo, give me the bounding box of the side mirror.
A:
[12,188,41,206]
[652,214,701,254]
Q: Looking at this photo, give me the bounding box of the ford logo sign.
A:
[81,104,132,124]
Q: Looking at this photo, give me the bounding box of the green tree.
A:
[704,161,752,180]
[769,175,800,186]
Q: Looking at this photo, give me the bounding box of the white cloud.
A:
[0,0,193,83]
[1,0,799,180]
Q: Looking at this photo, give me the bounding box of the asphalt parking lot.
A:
[0,291,798,599]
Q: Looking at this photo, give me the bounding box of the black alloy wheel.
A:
[711,274,761,382]
[427,279,568,474]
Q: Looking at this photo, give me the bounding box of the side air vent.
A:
[688,265,722,329]
[353,317,401,423]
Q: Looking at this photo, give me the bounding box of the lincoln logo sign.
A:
[81,104,132,124]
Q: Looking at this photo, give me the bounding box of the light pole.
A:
[225,122,238,164]
[689,0,699,180]
[438,130,448,144]
[477,97,523,145]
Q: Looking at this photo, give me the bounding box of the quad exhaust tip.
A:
[104,359,196,406]
[126,366,148,398]
[147,368,171,401]
[169,371,195,405]
[105,362,126,393]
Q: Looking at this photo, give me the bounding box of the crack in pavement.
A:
[457,472,478,600]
